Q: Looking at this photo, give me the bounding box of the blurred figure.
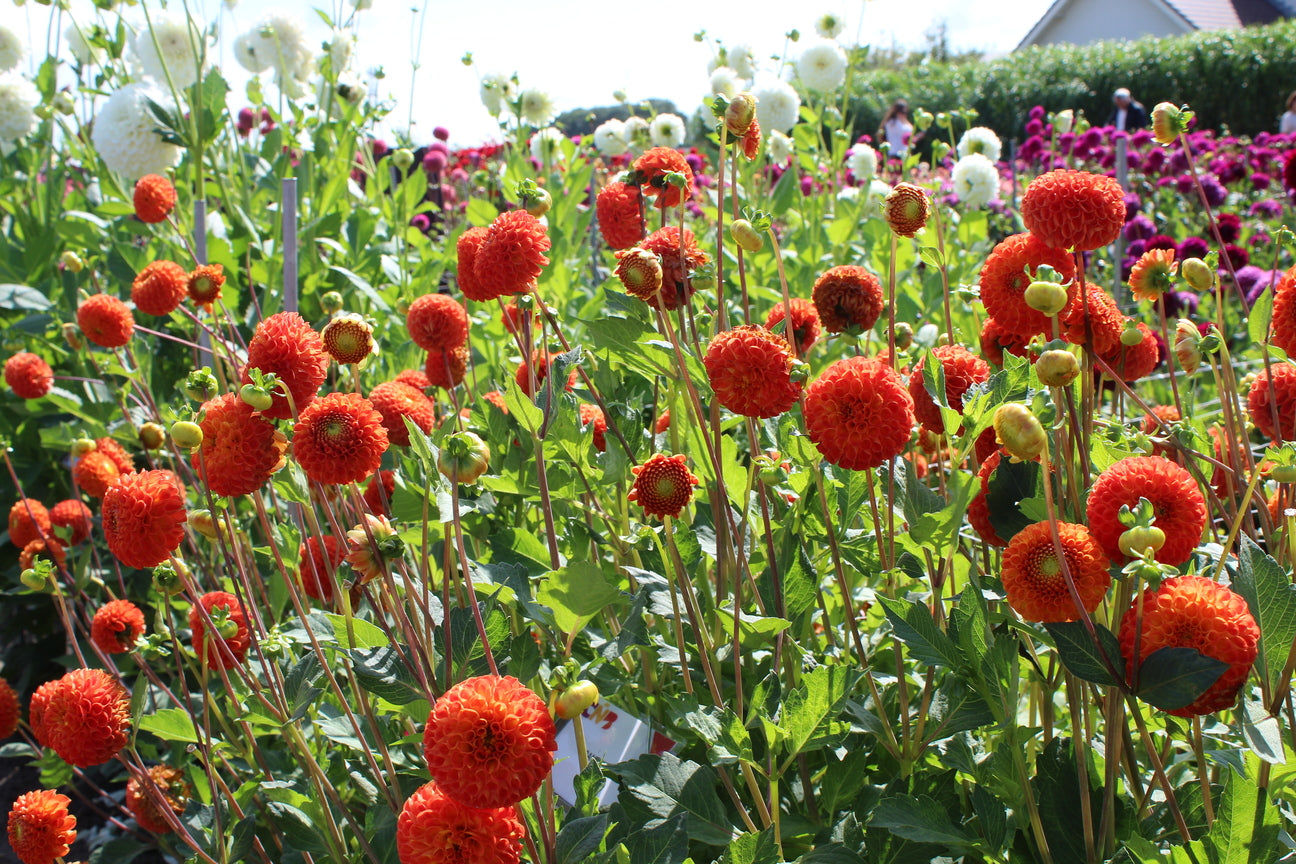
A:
[1281,91,1296,133]
[1107,87,1148,131]
[878,99,921,158]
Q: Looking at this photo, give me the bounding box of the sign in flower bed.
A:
[2,8,1296,864]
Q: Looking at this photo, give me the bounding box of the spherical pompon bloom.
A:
[1118,575,1259,716]
[0,677,19,739]
[812,265,883,335]
[884,183,931,237]
[636,226,709,311]
[1060,286,1126,357]
[368,381,435,447]
[804,356,914,471]
[422,675,557,809]
[131,260,189,317]
[632,146,694,210]
[29,668,130,767]
[968,452,1007,547]
[1099,322,1159,382]
[4,352,53,399]
[455,226,492,302]
[8,498,50,549]
[1001,521,1111,622]
[187,264,225,309]
[133,174,176,224]
[579,403,608,452]
[189,591,251,670]
[397,782,524,864]
[407,293,469,353]
[97,437,135,475]
[596,181,645,250]
[242,312,330,420]
[126,765,188,834]
[1021,169,1126,251]
[628,453,700,520]
[299,534,344,603]
[704,326,803,418]
[1269,265,1296,357]
[72,451,120,499]
[908,344,990,434]
[978,233,1077,339]
[473,210,551,301]
[1086,456,1207,566]
[321,313,375,365]
[49,499,92,546]
[77,294,135,348]
[91,599,146,655]
[292,392,389,485]
[395,369,432,393]
[6,790,76,864]
[1249,363,1296,442]
[425,345,469,391]
[979,317,1032,367]
[194,392,287,497]
[101,469,187,569]
[763,298,822,355]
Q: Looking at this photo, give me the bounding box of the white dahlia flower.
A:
[479,73,515,116]
[133,16,204,90]
[709,67,739,100]
[237,15,314,97]
[649,113,686,149]
[815,11,845,39]
[621,116,651,155]
[530,126,566,163]
[755,79,801,134]
[767,129,793,166]
[728,44,756,79]
[797,40,847,92]
[0,26,24,73]
[846,142,877,182]
[327,31,355,72]
[0,73,38,143]
[65,23,106,66]
[593,118,628,156]
[91,83,183,179]
[866,178,892,204]
[519,88,556,126]
[957,126,1002,163]
[952,153,1000,208]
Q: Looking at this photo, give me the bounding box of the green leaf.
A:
[0,284,52,311]
[538,561,624,633]
[1135,647,1228,712]
[266,802,329,853]
[1044,621,1124,687]
[1202,762,1283,863]
[321,613,393,650]
[1237,701,1286,766]
[721,830,780,864]
[504,374,544,436]
[868,794,976,847]
[878,596,962,668]
[557,814,610,864]
[796,844,865,864]
[614,752,735,846]
[349,646,426,705]
[983,456,1041,543]
[924,676,994,742]
[1232,536,1296,696]
[466,198,499,227]
[139,708,200,744]
[682,706,753,766]
[1032,737,1101,864]
[1249,285,1274,347]
[778,665,852,765]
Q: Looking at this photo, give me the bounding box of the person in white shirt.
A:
[1106,87,1148,131]
[1281,91,1296,134]
[877,99,921,158]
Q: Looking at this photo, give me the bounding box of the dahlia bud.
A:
[521,186,552,218]
[170,421,204,451]
[555,680,600,720]
[993,403,1047,463]
[188,509,220,540]
[20,568,47,592]
[1120,321,1144,347]
[729,219,764,253]
[893,322,914,350]
[1053,109,1074,135]
[320,290,344,315]
[1173,318,1201,374]
[1118,525,1166,558]
[1024,280,1070,316]
[1269,464,1296,484]
[615,249,664,302]
[240,384,274,412]
[1181,257,1214,291]
[321,312,376,365]
[883,184,930,238]
[725,93,756,137]
[392,148,415,172]
[138,422,166,450]
[935,112,950,128]
[62,323,83,350]
[438,431,491,484]
[1151,102,1187,146]
[71,437,97,457]
[1036,349,1079,387]
[59,251,84,272]
[395,297,411,316]
[182,368,218,402]
[152,561,186,595]
[52,90,74,115]
[913,108,934,131]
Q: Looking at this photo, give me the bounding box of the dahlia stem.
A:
[1191,716,1215,828]
[1064,672,1098,864]
[663,516,724,706]
[451,479,499,675]
[716,124,729,332]
[765,228,798,362]
[929,204,956,346]
[1210,463,1264,584]
[649,521,694,696]
[886,233,899,369]
[1126,694,1194,843]
[814,471,867,663]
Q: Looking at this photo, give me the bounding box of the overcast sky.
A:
[12,0,1055,146]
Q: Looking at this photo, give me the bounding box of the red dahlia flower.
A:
[763,298,822,354]
[131,260,189,316]
[194,392,287,497]
[1021,169,1125,251]
[804,356,914,470]
[704,325,803,418]
[101,470,187,569]
[629,453,700,519]
[133,174,177,224]
[1001,521,1111,622]
[812,265,883,335]
[30,668,131,767]
[6,789,76,864]
[77,294,135,348]
[397,782,524,864]
[189,591,251,670]
[407,294,469,353]
[91,599,147,654]
[292,392,389,485]
[4,352,53,399]
[632,147,694,210]
[1086,456,1206,566]
[596,181,646,250]
[978,233,1076,339]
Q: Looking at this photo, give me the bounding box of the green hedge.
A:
[850,20,1296,146]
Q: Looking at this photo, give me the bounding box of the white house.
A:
[1018,0,1293,47]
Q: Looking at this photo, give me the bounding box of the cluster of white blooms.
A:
[649,113,686,149]
[0,73,38,144]
[767,130,793,166]
[479,73,516,116]
[796,40,847,92]
[952,153,1000,208]
[234,14,315,97]
[0,26,24,73]
[593,119,628,157]
[957,126,1003,163]
[846,143,878,182]
[519,88,556,126]
[132,16,204,90]
[622,116,651,155]
[754,79,800,134]
[530,126,566,163]
[91,82,183,179]
[709,67,739,101]
[65,23,106,66]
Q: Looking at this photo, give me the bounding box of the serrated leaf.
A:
[1134,647,1228,712]
[557,814,610,864]
[539,561,624,634]
[1044,621,1124,687]
[1232,536,1296,697]
[139,708,200,744]
[869,794,976,846]
[349,646,426,705]
[1203,763,1282,863]
[778,665,851,765]
[266,801,328,853]
[722,830,780,864]
[878,596,962,668]
[1249,285,1274,346]
[614,752,735,846]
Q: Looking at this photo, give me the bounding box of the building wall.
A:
[1029,0,1195,45]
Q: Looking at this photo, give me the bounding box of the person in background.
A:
[1281,91,1296,134]
[878,99,922,158]
[1107,87,1148,131]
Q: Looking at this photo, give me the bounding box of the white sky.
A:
[11,0,1054,146]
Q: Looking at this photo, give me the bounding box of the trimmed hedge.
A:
[849,20,1296,145]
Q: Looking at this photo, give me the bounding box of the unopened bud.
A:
[913,108,934,132]
[59,251,84,272]
[993,403,1046,463]
[1036,349,1079,387]
[62,323,83,350]
[395,297,411,316]
[437,431,491,484]
[70,437,97,457]
[188,509,220,540]
[1120,321,1144,347]
[138,422,166,450]
[1181,257,1214,291]
[555,680,600,719]
[392,148,415,172]
[240,384,274,412]
[729,219,763,253]
[183,368,218,402]
[20,568,47,591]
[1024,281,1070,316]
[521,185,552,218]
[1118,525,1166,558]
[152,561,185,595]
[1151,102,1185,146]
[1173,319,1201,374]
[320,290,344,315]
[725,93,756,137]
[893,322,914,350]
[170,421,204,451]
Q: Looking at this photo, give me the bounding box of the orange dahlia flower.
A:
[812,265,883,335]
[632,146,694,210]
[978,232,1077,339]
[1059,286,1125,357]
[194,392,287,497]
[1128,248,1178,303]
[76,294,135,348]
[425,345,469,390]
[96,437,135,475]
[704,325,803,418]
[804,356,914,471]
[187,264,224,309]
[883,183,931,237]
[1086,456,1206,566]
[397,782,524,864]
[126,764,188,834]
[422,675,557,809]
[368,382,436,448]
[578,403,608,452]
[241,312,330,420]
[299,535,344,603]
[8,499,50,549]
[133,174,177,224]
[1118,575,1259,716]
[908,344,990,435]
[455,226,492,302]
[763,298,822,354]
[394,369,432,392]
[1021,169,1125,251]
[131,260,188,317]
[30,668,131,767]
[91,599,147,655]
[321,313,376,365]
[473,210,551,301]
[596,180,646,250]
[967,451,1008,548]
[1099,322,1160,382]
[1270,264,1296,356]
[635,226,709,311]
[49,499,92,545]
[629,453,700,519]
[189,591,251,670]
[1248,363,1296,442]
[1001,521,1110,622]
[979,317,1032,366]
[0,677,18,739]
[292,392,389,485]
[4,353,53,399]
[407,294,469,353]
[72,452,119,499]
[102,470,187,569]
[6,789,76,864]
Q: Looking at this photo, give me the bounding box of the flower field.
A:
[3,6,1296,864]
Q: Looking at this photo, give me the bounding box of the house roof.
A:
[1017,0,1288,48]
